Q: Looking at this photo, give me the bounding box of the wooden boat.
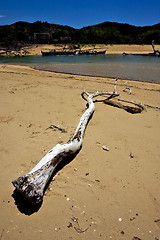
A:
[0,51,6,55]
[78,50,94,55]
[41,50,76,56]
[95,50,106,55]
[78,50,106,55]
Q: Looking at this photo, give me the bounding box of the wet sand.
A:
[0,64,160,240]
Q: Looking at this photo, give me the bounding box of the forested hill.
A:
[0,21,160,48]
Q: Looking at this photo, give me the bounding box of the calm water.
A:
[0,54,160,83]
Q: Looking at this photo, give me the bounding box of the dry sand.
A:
[0,64,160,240]
[29,44,160,55]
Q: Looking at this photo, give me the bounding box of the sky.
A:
[0,0,160,28]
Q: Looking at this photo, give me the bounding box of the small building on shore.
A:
[34,33,51,40]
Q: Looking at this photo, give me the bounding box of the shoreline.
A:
[1,63,160,87]
[0,62,160,86]
[0,52,160,84]
[0,43,159,85]
[34,66,160,85]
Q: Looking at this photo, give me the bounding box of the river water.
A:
[0,54,159,83]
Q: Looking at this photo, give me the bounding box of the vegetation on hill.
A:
[0,21,160,49]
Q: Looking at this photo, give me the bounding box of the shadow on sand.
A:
[12,149,81,215]
[11,100,95,215]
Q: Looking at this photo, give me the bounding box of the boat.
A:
[41,50,76,56]
[78,50,94,55]
[94,50,106,55]
[78,50,106,55]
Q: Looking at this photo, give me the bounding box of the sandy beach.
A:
[1,44,160,56]
[0,63,160,240]
[28,44,160,55]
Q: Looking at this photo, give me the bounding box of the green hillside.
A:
[0,21,160,48]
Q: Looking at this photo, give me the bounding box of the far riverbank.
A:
[0,44,160,56]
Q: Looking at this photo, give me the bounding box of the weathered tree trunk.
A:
[12,90,117,205]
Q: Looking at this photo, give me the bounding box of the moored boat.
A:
[41,50,76,56]
[78,50,106,55]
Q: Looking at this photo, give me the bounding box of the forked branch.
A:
[12,78,144,205]
[12,90,118,205]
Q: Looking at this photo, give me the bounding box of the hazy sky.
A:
[0,0,160,28]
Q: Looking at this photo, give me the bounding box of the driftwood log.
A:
[12,90,118,205]
[12,78,144,205]
[103,99,144,114]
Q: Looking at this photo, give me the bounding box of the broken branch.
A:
[103,99,143,114]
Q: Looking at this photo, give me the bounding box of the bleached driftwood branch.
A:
[123,81,132,95]
[12,90,117,205]
[113,78,118,94]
